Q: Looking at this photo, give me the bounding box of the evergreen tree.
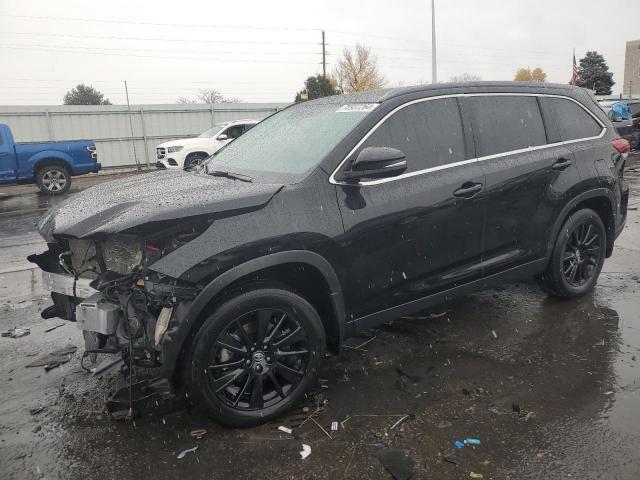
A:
[578,51,614,95]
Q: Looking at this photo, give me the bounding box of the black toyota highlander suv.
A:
[29,82,630,426]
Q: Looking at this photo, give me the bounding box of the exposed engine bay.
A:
[28,232,202,419]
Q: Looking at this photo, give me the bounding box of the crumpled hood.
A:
[38,170,283,240]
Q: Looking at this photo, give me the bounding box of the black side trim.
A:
[350,258,547,335]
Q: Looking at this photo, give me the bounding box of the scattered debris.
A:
[491,330,498,339]
[190,429,207,439]
[454,441,465,449]
[604,391,615,396]
[469,472,484,479]
[44,323,65,333]
[429,311,447,318]
[330,421,339,431]
[25,345,77,371]
[436,421,452,429]
[299,443,312,460]
[442,450,458,465]
[177,446,198,459]
[536,452,545,460]
[277,426,293,435]
[29,406,46,415]
[465,438,481,446]
[2,327,30,338]
[310,417,333,439]
[390,414,411,430]
[377,449,415,480]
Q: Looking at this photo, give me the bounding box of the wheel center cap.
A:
[575,250,582,262]
[253,351,265,363]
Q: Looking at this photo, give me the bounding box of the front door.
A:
[334,97,486,321]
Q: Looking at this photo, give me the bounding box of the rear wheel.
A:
[539,208,606,298]
[188,287,325,427]
[36,165,71,195]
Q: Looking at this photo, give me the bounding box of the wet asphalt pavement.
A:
[1,161,640,479]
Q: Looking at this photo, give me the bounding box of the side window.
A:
[242,123,255,133]
[225,125,244,139]
[353,98,467,173]
[540,97,602,142]
[466,96,547,157]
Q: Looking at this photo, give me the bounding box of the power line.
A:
[0,14,320,32]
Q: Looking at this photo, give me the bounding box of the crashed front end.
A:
[28,230,202,418]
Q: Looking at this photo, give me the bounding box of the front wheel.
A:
[36,165,71,195]
[183,152,208,170]
[538,208,606,298]
[188,287,325,427]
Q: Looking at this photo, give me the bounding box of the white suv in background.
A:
[155,119,258,169]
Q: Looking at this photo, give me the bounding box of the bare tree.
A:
[333,44,386,93]
[176,89,244,104]
[449,73,482,83]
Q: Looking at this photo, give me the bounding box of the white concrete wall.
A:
[0,103,288,168]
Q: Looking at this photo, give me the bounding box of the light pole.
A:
[431,0,438,84]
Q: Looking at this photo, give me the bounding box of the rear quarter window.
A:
[465,96,547,157]
[539,97,603,142]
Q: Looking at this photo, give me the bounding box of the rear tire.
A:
[538,208,606,298]
[36,164,71,195]
[188,286,325,427]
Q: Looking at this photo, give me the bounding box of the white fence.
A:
[0,103,288,169]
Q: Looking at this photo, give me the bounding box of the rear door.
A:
[464,94,578,275]
[335,97,486,320]
[0,126,17,182]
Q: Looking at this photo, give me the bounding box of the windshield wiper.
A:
[208,170,252,182]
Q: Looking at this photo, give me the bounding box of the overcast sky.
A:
[0,0,637,105]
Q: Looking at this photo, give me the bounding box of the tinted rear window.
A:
[466,96,547,157]
[353,97,467,173]
[540,97,602,142]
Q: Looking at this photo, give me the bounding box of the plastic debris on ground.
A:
[25,344,77,371]
[454,440,465,449]
[377,449,414,480]
[465,438,481,446]
[330,421,339,431]
[177,446,198,459]
[390,414,411,430]
[278,426,293,434]
[299,443,312,460]
[44,323,65,333]
[469,472,484,479]
[2,327,30,338]
[190,429,207,439]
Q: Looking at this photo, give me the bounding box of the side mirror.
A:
[336,147,407,182]
[217,134,228,141]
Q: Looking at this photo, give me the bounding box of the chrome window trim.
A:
[329,92,607,187]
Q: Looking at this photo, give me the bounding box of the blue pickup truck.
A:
[0,123,100,195]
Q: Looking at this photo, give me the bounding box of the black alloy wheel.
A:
[208,308,310,411]
[562,221,603,287]
[539,208,606,298]
[184,152,208,170]
[189,287,325,427]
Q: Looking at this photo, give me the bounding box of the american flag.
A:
[571,50,580,86]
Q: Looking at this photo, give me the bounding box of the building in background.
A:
[624,39,640,97]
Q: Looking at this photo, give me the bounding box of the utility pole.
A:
[321,30,327,78]
[124,80,140,171]
[431,0,437,84]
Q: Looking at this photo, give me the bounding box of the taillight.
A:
[612,138,630,158]
[86,145,97,159]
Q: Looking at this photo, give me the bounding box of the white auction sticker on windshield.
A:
[337,103,379,113]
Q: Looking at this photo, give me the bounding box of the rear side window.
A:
[466,96,547,157]
[355,97,467,173]
[539,97,602,142]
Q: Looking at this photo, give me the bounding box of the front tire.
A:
[188,287,325,427]
[36,165,71,195]
[184,152,208,170]
[539,208,606,298]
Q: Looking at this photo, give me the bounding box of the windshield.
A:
[203,102,376,179]
[199,122,229,138]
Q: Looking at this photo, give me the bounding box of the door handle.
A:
[453,182,483,198]
[552,157,573,170]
